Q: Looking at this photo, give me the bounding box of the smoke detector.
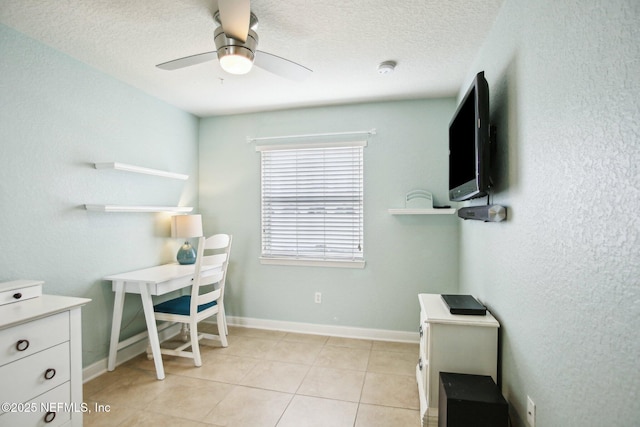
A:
[377,61,396,75]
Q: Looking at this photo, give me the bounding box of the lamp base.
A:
[176,241,196,265]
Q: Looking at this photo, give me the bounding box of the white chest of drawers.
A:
[0,292,90,427]
[417,294,500,427]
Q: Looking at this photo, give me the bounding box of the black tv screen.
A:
[449,71,491,202]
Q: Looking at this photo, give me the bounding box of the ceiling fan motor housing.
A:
[214,26,259,69]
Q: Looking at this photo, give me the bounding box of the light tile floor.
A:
[84,325,421,427]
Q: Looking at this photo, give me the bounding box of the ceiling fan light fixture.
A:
[214,27,258,75]
[157,9,312,81]
[219,50,254,74]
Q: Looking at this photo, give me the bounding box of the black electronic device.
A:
[441,294,487,315]
[457,205,506,222]
[449,71,491,202]
[439,372,509,427]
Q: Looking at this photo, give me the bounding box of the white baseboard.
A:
[83,317,418,382]
[222,315,419,343]
[82,323,181,383]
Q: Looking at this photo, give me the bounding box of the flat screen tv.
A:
[449,71,491,202]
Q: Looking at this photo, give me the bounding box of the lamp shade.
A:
[171,214,203,239]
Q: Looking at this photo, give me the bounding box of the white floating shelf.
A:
[389,189,455,215]
[94,162,188,180]
[388,208,456,215]
[84,205,193,213]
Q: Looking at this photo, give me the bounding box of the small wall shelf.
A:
[94,162,188,180]
[388,208,456,215]
[88,162,191,213]
[84,205,193,213]
[389,189,456,215]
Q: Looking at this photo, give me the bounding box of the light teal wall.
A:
[0,25,200,367]
[199,100,459,332]
[458,0,640,425]
[0,22,459,368]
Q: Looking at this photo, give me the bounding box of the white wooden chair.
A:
[152,234,232,366]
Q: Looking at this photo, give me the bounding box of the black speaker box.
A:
[457,205,506,222]
[439,372,509,427]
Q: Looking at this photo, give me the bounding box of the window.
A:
[258,141,365,268]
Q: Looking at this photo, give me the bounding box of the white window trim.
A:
[258,140,366,268]
[259,257,366,269]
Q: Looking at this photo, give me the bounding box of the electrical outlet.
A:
[527,396,536,426]
[314,292,322,304]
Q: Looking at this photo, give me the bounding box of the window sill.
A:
[259,257,366,269]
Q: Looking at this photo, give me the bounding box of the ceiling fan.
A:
[156,0,312,81]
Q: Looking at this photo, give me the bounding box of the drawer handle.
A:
[44,368,57,380]
[16,339,30,352]
[44,411,56,423]
[419,357,423,371]
[419,325,423,337]
[13,292,23,299]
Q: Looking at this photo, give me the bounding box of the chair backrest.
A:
[190,234,233,314]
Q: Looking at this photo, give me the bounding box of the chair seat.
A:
[154,295,217,316]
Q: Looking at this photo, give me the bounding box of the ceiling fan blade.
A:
[254,50,312,82]
[156,51,218,70]
[218,0,250,42]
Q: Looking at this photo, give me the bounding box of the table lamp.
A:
[171,214,203,265]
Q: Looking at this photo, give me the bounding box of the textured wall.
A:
[199,99,460,332]
[458,0,640,425]
[0,25,199,367]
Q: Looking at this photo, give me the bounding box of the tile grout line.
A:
[353,343,376,426]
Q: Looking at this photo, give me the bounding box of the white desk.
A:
[105,263,220,380]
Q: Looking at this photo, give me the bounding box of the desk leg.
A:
[139,284,165,380]
[107,282,126,371]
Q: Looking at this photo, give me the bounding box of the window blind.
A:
[260,143,364,264]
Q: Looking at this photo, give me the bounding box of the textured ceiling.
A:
[0,0,504,117]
